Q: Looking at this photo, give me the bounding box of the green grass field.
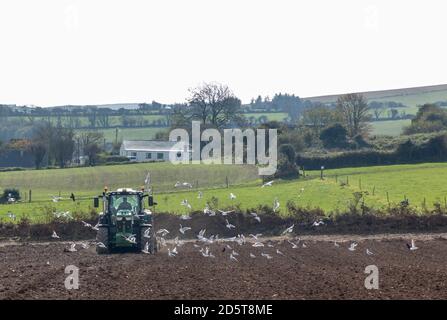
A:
[369,119,411,136]
[75,127,167,143]
[2,162,447,223]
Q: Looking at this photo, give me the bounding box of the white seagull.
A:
[273,198,280,212]
[262,180,274,188]
[230,193,237,200]
[250,212,261,223]
[348,242,358,251]
[218,210,235,216]
[407,239,418,251]
[51,231,60,239]
[142,242,150,254]
[179,224,191,234]
[156,229,170,237]
[225,219,236,230]
[281,224,294,235]
[312,220,324,227]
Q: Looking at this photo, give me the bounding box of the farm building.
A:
[120,140,190,162]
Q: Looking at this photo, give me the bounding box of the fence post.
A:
[29,190,32,203]
[226,176,229,188]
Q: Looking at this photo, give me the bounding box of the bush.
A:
[319,124,348,149]
[297,133,447,169]
[98,155,130,164]
[0,188,21,204]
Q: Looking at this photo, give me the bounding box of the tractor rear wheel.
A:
[140,226,156,254]
[96,227,110,254]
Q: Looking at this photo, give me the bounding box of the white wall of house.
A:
[120,148,185,162]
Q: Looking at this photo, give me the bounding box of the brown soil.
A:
[1,211,447,300]
[1,234,447,300]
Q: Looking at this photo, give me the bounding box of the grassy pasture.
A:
[1,162,447,223]
[369,119,411,136]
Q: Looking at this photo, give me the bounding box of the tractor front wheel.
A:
[96,227,110,254]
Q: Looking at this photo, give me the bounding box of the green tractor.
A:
[93,186,158,254]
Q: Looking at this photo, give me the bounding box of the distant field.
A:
[75,127,166,143]
[307,84,447,116]
[244,112,288,122]
[2,162,447,222]
[369,119,411,136]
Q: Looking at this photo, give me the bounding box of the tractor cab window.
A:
[109,194,140,215]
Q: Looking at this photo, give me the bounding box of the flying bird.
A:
[250,212,261,223]
[287,240,298,249]
[366,249,374,255]
[225,219,236,230]
[123,234,137,244]
[168,247,178,257]
[230,253,238,262]
[276,249,284,256]
[51,231,60,239]
[252,242,264,247]
[282,224,294,235]
[262,180,274,187]
[142,242,150,254]
[179,224,191,234]
[312,220,324,227]
[180,199,192,210]
[249,233,262,240]
[218,210,234,216]
[52,196,62,203]
[96,242,107,249]
[273,198,280,212]
[156,229,170,237]
[348,242,358,251]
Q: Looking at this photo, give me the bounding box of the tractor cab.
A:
[93,187,157,254]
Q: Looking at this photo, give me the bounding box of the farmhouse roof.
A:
[122,140,187,152]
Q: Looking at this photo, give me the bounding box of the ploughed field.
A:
[1,233,447,299]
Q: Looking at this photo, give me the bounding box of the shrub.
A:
[0,188,21,204]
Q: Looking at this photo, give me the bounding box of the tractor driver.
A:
[117,197,133,212]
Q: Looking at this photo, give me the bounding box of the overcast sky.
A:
[0,0,446,107]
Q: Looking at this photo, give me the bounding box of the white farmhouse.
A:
[120,140,189,162]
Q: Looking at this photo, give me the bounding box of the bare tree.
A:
[28,141,47,169]
[79,131,104,165]
[373,108,384,120]
[187,83,243,128]
[336,93,370,137]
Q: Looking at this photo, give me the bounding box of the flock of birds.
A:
[49,180,421,259]
[5,178,422,259]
